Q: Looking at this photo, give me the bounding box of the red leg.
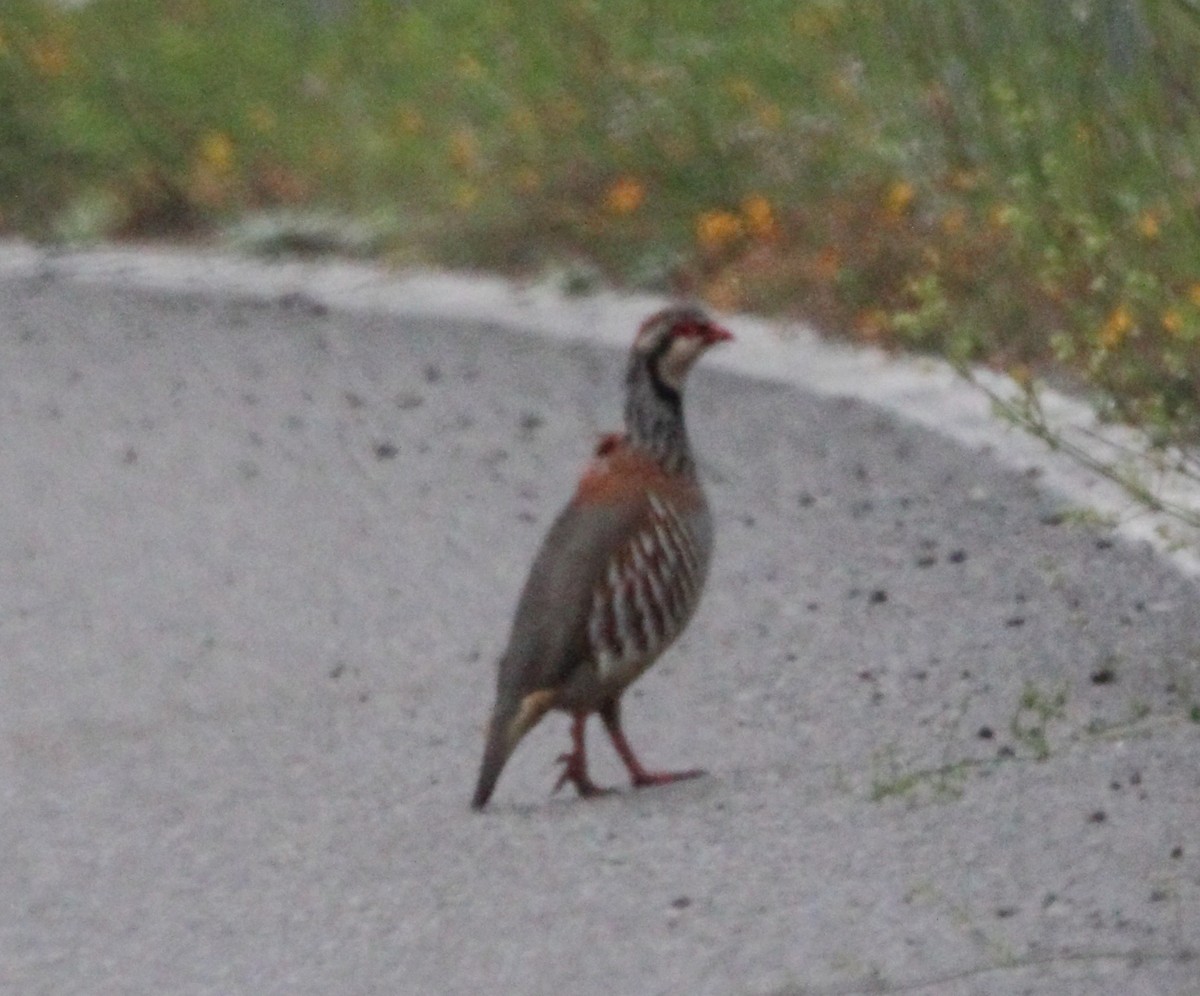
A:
[553,711,612,798]
[599,700,705,789]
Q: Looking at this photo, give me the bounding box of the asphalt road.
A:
[2,249,1198,995]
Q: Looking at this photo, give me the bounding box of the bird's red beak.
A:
[703,322,734,345]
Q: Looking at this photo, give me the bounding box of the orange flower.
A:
[741,194,779,241]
[695,210,743,251]
[883,180,915,220]
[1162,309,1182,335]
[704,272,742,312]
[1136,210,1161,240]
[604,176,645,216]
[1099,304,1133,349]
[29,37,70,77]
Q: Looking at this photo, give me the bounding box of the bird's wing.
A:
[497,492,649,695]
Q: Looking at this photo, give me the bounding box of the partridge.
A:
[471,306,732,810]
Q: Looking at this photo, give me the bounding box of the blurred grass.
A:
[2,0,1199,456]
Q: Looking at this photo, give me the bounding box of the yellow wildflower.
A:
[989,204,1016,229]
[1162,309,1182,335]
[199,132,235,173]
[695,210,743,252]
[1136,210,1160,240]
[741,194,779,241]
[883,180,915,219]
[1099,304,1133,349]
[604,176,645,216]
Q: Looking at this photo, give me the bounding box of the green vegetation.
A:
[1011,681,1068,761]
[3,0,1199,472]
[868,754,977,804]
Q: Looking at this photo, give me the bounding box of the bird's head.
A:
[631,306,734,394]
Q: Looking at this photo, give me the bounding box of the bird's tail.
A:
[471,686,555,810]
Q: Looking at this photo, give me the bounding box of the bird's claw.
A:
[631,767,706,789]
[553,751,611,798]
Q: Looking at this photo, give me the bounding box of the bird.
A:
[471,305,732,810]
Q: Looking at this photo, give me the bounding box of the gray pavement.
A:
[1,250,1198,995]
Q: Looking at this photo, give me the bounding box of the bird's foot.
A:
[553,752,612,798]
[631,767,706,789]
